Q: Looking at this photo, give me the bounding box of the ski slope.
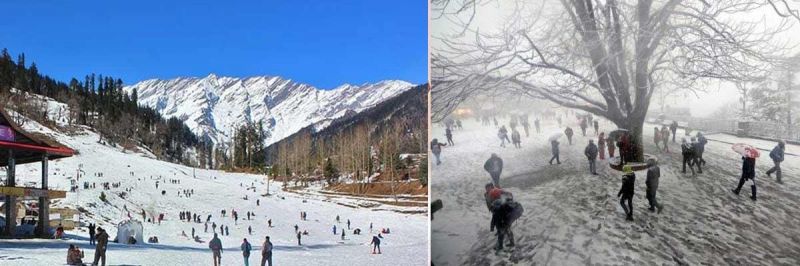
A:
[0,115,428,265]
[431,115,799,266]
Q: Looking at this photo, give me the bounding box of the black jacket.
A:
[618,173,636,197]
[584,143,598,159]
[742,157,756,179]
[646,166,660,193]
[484,157,503,174]
[681,143,694,158]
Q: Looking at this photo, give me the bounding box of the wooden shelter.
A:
[0,109,73,238]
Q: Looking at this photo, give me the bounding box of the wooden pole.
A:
[4,149,16,237]
[37,153,49,238]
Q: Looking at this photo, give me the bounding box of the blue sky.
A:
[0,1,427,89]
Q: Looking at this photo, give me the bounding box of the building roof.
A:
[0,109,74,166]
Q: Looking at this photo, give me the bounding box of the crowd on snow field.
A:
[61,171,391,266]
[433,110,788,254]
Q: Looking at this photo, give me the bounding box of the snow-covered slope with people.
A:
[431,114,799,266]
[123,74,414,145]
[0,111,428,265]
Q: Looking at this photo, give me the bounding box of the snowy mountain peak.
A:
[124,76,415,146]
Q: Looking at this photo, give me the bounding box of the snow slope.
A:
[0,114,428,265]
[123,74,414,145]
[431,115,799,265]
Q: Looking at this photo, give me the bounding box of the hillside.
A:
[124,74,414,146]
[263,84,429,198]
[0,94,428,265]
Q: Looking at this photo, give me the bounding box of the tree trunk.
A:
[613,114,646,163]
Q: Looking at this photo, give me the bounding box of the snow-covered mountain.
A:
[123,74,414,145]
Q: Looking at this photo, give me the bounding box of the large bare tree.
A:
[432,0,800,161]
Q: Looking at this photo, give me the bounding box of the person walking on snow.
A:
[261,236,273,266]
[593,120,599,135]
[534,118,541,134]
[92,227,109,266]
[430,138,447,165]
[511,129,522,148]
[661,125,671,152]
[296,231,302,245]
[484,154,504,186]
[732,156,758,201]
[579,118,588,136]
[681,138,696,175]
[241,238,252,266]
[88,223,96,246]
[645,159,663,213]
[766,140,785,183]
[618,165,636,221]
[347,219,351,230]
[695,132,708,166]
[585,140,599,175]
[498,126,511,147]
[333,225,337,235]
[209,233,223,266]
[549,140,561,165]
[564,127,574,145]
[371,235,382,254]
[691,137,703,173]
[670,121,678,143]
[487,187,523,253]
[522,119,530,137]
[341,230,346,240]
[654,127,662,150]
[445,127,454,146]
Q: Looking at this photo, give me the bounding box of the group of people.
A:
[69,226,109,265]
[617,161,664,221]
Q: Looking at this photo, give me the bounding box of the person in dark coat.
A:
[579,118,588,136]
[209,233,223,266]
[670,121,678,143]
[241,238,252,266]
[691,137,703,173]
[488,190,522,252]
[645,159,663,213]
[616,134,627,165]
[511,129,521,148]
[88,223,96,245]
[445,127,454,146]
[261,236,273,266]
[681,138,696,175]
[549,140,561,165]
[484,153,504,186]
[766,140,785,183]
[430,138,447,165]
[661,126,671,153]
[498,126,511,147]
[584,140,599,175]
[297,231,302,245]
[733,156,757,200]
[93,227,109,266]
[371,235,382,254]
[534,118,541,133]
[695,132,708,166]
[564,127,574,145]
[593,120,599,135]
[618,165,636,221]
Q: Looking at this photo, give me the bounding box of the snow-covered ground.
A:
[0,116,428,265]
[431,115,799,265]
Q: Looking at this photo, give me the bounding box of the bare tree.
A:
[432,0,800,161]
